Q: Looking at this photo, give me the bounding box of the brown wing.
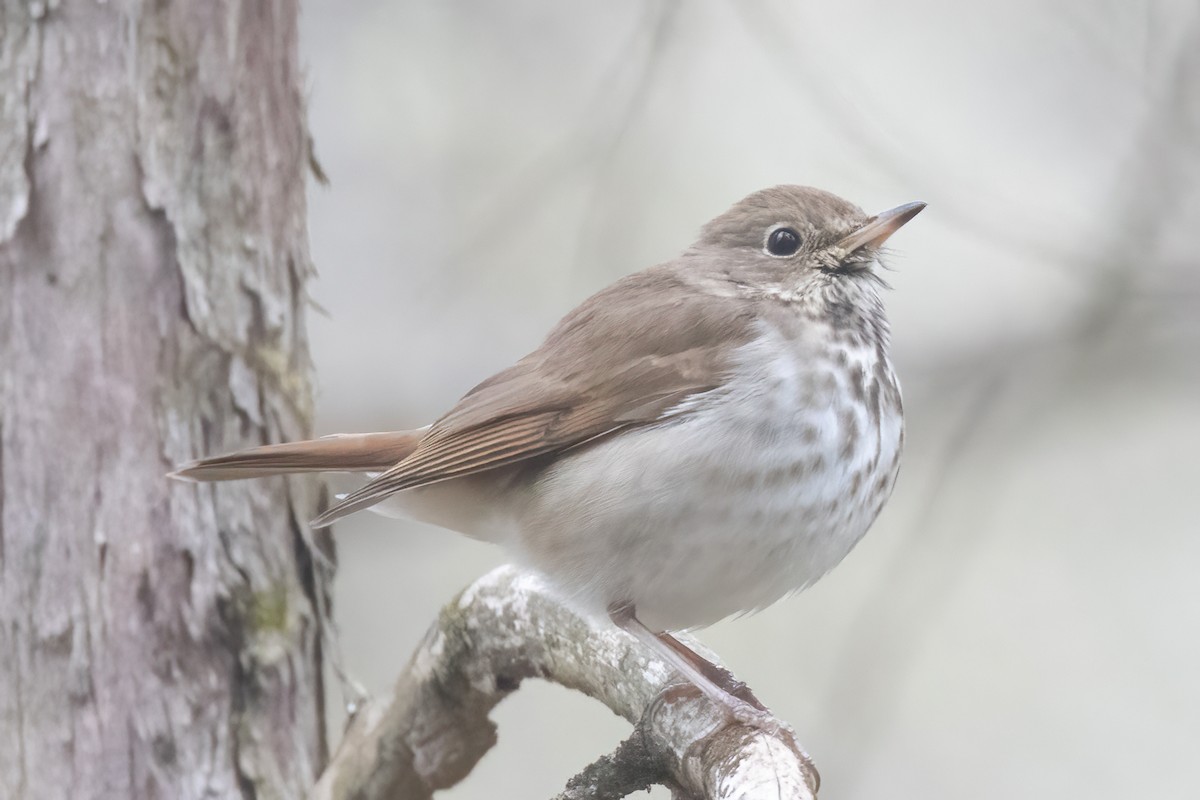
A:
[311,267,756,527]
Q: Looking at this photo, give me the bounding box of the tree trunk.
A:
[0,2,327,798]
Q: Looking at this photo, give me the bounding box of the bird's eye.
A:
[765,227,801,257]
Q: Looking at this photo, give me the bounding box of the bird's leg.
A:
[608,603,774,729]
[655,630,765,711]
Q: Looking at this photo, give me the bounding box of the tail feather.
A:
[170,431,422,482]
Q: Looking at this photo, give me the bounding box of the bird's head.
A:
[692,185,925,290]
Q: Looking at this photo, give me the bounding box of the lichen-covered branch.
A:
[313,566,818,800]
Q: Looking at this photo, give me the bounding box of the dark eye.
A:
[765,227,801,257]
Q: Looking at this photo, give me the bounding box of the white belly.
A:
[511,331,904,631]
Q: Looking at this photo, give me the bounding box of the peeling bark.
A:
[0,2,326,798]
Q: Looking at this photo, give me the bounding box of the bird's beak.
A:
[835,201,926,256]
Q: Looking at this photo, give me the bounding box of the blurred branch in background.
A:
[314,567,818,800]
[570,0,681,278]
[729,0,1083,268]
[1081,4,1200,344]
[446,0,681,279]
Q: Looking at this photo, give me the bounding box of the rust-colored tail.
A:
[170,431,422,482]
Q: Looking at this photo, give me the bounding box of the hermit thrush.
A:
[174,185,924,724]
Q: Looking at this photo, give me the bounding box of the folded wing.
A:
[311,268,756,527]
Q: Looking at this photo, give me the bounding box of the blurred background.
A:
[298,1,1199,797]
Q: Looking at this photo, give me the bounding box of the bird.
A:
[173,185,924,726]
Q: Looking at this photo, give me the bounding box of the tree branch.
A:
[312,566,818,800]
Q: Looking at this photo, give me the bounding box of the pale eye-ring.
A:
[765,227,801,257]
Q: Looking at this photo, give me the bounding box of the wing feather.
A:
[311,268,757,527]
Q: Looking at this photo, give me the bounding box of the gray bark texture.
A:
[0,2,328,798]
